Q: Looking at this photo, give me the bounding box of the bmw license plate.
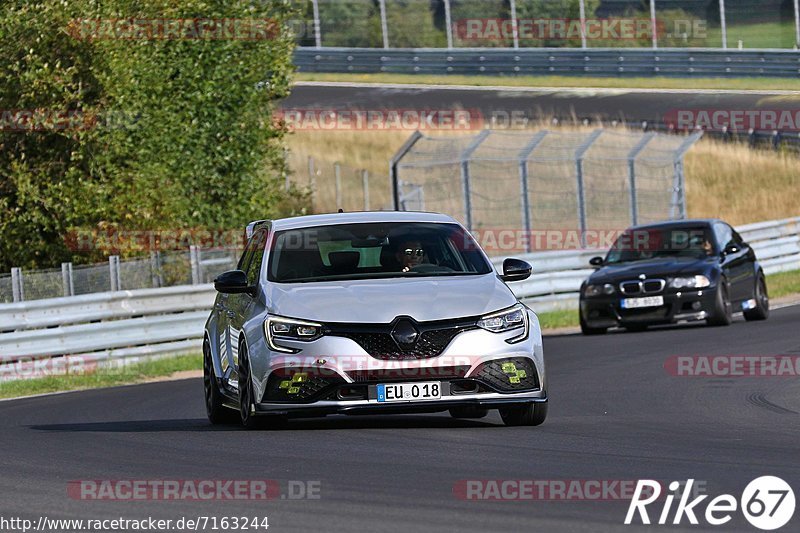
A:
[377,382,441,402]
[621,296,664,309]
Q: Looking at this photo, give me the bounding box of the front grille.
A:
[620,279,665,295]
[347,365,471,383]
[325,317,477,360]
[473,357,539,392]
[262,370,345,403]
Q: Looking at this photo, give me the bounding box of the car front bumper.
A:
[580,287,718,328]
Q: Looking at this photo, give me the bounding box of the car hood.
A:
[589,256,716,283]
[265,274,517,323]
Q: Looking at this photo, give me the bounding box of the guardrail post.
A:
[627,132,656,226]
[574,130,603,247]
[11,267,24,302]
[362,169,370,211]
[109,256,121,291]
[460,130,491,231]
[61,262,74,297]
[189,246,201,285]
[518,131,550,253]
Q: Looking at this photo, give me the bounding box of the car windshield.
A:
[267,222,493,283]
[604,226,714,265]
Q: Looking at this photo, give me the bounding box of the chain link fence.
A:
[391,128,702,250]
[0,247,242,304]
[291,0,800,50]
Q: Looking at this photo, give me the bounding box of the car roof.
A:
[265,211,459,232]
[628,218,720,231]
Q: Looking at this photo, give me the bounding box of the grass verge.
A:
[534,269,800,331]
[295,72,800,92]
[0,353,202,400]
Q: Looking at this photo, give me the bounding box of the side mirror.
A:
[723,243,740,255]
[500,258,532,282]
[589,256,604,267]
[214,270,254,295]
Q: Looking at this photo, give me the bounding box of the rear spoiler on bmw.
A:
[245,219,270,240]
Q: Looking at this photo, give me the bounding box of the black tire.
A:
[580,314,607,335]
[203,339,237,425]
[499,402,548,427]
[449,406,489,419]
[707,281,733,327]
[743,273,769,321]
[625,324,648,333]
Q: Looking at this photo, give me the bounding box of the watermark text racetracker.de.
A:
[664,355,800,377]
[0,515,270,532]
[67,479,320,500]
[453,479,705,501]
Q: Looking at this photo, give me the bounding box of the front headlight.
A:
[584,283,615,297]
[669,275,711,289]
[477,303,529,343]
[264,315,323,353]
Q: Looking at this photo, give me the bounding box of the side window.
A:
[713,223,734,250]
[237,232,261,271]
[731,228,745,245]
[246,231,267,286]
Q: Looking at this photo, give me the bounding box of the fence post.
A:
[627,132,656,226]
[795,0,800,48]
[444,0,453,49]
[649,0,657,49]
[150,252,162,288]
[389,131,424,211]
[671,131,704,220]
[308,156,317,212]
[334,162,342,210]
[460,130,491,231]
[509,0,520,49]
[61,262,74,297]
[190,246,201,285]
[362,169,370,211]
[109,256,120,291]
[518,131,549,253]
[578,0,587,49]
[11,267,24,302]
[378,0,389,49]
[574,130,603,247]
[311,0,322,49]
[719,0,728,49]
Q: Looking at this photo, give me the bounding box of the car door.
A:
[713,222,751,303]
[226,228,268,388]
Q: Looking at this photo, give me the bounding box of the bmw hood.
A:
[265,274,518,323]
[590,256,716,283]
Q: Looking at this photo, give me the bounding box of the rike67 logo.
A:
[625,477,795,530]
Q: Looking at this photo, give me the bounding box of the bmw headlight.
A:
[669,275,711,289]
[264,315,323,353]
[584,283,615,297]
[477,304,529,343]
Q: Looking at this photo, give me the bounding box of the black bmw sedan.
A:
[579,219,769,335]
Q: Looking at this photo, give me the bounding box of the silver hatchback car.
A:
[203,211,548,428]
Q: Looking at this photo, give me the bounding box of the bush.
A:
[0,0,307,271]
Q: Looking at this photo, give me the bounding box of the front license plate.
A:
[621,296,664,309]
[377,382,442,402]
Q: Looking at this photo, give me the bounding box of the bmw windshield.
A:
[267,222,493,283]
[604,226,714,265]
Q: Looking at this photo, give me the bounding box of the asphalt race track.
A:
[284,82,800,126]
[2,305,798,532]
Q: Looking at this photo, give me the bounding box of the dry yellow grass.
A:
[284,128,800,224]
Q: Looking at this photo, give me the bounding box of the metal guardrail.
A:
[294,48,800,78]
[0,217,798,381]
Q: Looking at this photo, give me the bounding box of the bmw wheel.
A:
[744,273,769,321]
[707,280,733,327]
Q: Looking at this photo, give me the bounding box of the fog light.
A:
[692,301,702,310]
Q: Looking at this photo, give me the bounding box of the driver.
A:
[395,240,426,272]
